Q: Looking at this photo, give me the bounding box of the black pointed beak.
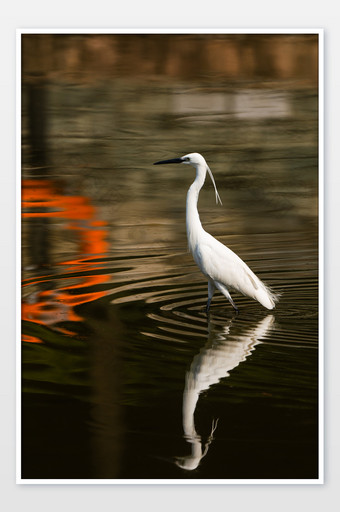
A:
[153,157,183,165]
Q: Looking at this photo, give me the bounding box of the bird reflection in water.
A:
[175,315,275,471]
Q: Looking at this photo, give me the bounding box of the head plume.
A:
[207,164,223,205]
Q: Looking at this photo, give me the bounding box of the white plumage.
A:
[154,152,278,313]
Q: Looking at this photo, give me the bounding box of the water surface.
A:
[21,77,318,480]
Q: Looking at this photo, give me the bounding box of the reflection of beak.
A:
[150,454,179,465]
[151,453,202,471]
[153,157,183,165]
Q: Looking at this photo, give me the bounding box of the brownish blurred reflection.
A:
[22,34,318,86]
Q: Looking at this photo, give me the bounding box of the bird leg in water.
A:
[230,298,239,314]
[206,280,239,314]
[215,281,239,313]
[206,280,216,314]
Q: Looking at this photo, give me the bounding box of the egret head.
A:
[153,152,206,167]
[180,153,207,166]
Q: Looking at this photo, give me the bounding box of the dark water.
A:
[21,79,318,480]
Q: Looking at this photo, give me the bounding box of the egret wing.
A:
[194,233,277,309]
[195,233,263,296]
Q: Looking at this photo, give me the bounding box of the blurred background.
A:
[21,33,319,480]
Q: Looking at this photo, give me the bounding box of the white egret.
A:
[153,153,278,313]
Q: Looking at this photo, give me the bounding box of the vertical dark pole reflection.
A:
[22,78,51,272]
[25,80,49,168]
[79,303,124,479]
[175,315,275,471]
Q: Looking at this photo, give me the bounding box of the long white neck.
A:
[186,163,206,253]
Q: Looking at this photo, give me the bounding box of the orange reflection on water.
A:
[22,178,111,343]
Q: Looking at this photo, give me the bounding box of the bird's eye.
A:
[184,157,190,162]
